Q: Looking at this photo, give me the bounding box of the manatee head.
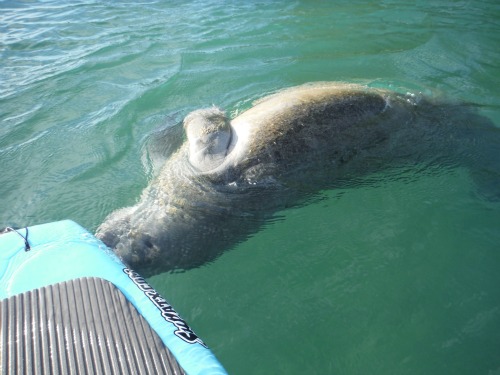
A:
[183,107,232,172]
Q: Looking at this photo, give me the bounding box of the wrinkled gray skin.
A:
[96,82,499,276]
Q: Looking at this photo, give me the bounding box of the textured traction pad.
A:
[0,277,186,375]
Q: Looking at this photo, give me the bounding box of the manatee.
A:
[96,82,500,276]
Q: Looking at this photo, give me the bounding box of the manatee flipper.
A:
[183,107,232,172]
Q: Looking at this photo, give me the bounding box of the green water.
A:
[1,1,500,374]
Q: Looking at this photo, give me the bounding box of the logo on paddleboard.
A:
[124,268,207,348]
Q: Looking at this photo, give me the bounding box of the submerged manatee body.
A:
[96,82,499,276]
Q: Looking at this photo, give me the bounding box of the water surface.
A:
[1,1,500,374]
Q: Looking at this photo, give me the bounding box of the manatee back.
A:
[234,83,409,182]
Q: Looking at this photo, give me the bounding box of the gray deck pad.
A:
[0,277,186,374]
